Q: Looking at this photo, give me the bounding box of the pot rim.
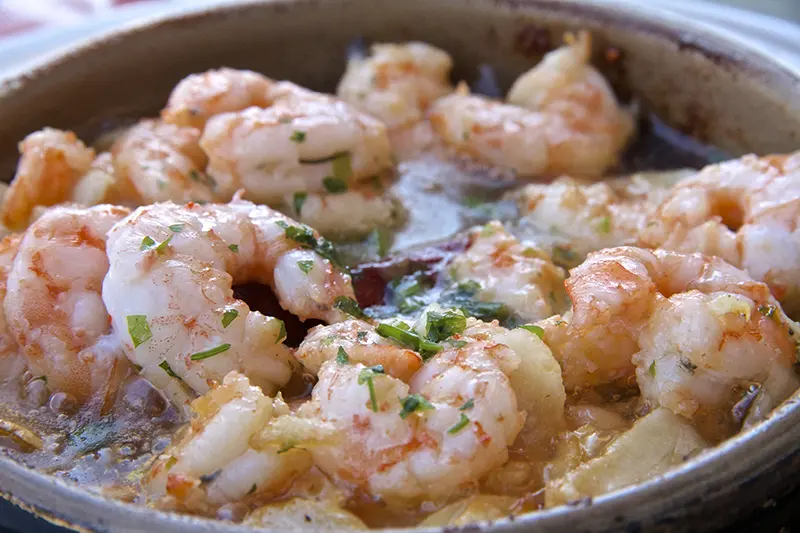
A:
[1,1,800,532]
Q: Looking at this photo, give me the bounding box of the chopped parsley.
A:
[190,343,232,361]
[333,296,368,320]
[336,346,350,365]
[358,365,385,412]
[450,340,468,348]
[331,151,353,181]
[552,245,578,266]
[140,236,156,250]
[425,310,466,343]
[155,234,174,254]
[440,281,509,323]
[375,323,442,360]
[126,315,152,348]
[399,394,434,419]
[221,309,239,328]
[293,192,307,214]
[228,244,239,253]
[459,399,474,411]
[158,360,178,378]
[448,413,470,434]
[357,330,368,341]
[290,131,307,143]
[322,177,348,194]
[246,483,258,495]
[369,227,392,258]
[276,320,287,343]
[168,224,184,233]
[519,324,544,339]
[141,235,173,254]
[189,169,216,189]
[275,221,344,269]
[596,216,611,233]
[648,360,656,378]
[389,274,432,314]
[297,260,315,274]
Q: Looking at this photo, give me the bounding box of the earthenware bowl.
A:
[1,1,799,531]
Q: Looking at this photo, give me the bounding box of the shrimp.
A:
[337,42,453,129]
[145,372,317,514]
[295,319,423,381]
[101,198,355,400]
[200,86,393,205]
[284,178,406,240]
[540,247,800,429]
[0,128,95,231]
[304,313,564,505]
[4,205,132,404]
[640,152,800,316]
[514,176,668,267]
[0,235,22,373]
[162,68,276,129]
[428,84,550,178]
[428,33,632,178]
[449,221,567,323]
[111,119,216,205]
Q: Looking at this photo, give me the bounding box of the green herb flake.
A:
[459,399,474,411]
[154,234,173,254]
[439,281,509,323]
[358,365,386,412]
[290,131,307,143]
[323,177,348,194]
[275,221,344,269]
[297,260,315,274]
[126,315,152,348]
[276,320,287,343]
[189,169,216,189]
[426,311,467,343]
[370,227,392,258]
[336,346,350,365]
[293,192,307,214]
[356,331,368,342]
[520,324,545,339]
[399,394,434,419]
[299,151,349,165]
[168,224,184,233]
[334,296,368,320]
[246,483,257,495]
[389,274,432,314]
[450,340,468,348]
[190,343,232,361]
[596,216,611,233]
[448,413,470,434]
[165,456,177,470]
[221,309,239,328]
[228,244,239,253]
[158,360,178,378]
[331,151,353,181]
[648,360,656,378]
[375,323,442,360]
[140,236,156,250]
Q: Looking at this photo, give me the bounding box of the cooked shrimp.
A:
[428,33,632,178]
[102,198,355,399]
[1,128,95,231]
[515,176,665,266]
[0,235,21,363]
[541,247,800,425]
[449,221,567,322]
[111,119,215,205]
[162,68,276,129]
[303,314,564,504]
[506,32,633,176]
[70,152,118,206]
[146,372,315,514]
[337,42,453,128]
[200,87,393,204]
[295,319,423,381]
[284,179,405,240]
[428,84,550,178]
[4,205,132,404]
[640,152,800,316]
